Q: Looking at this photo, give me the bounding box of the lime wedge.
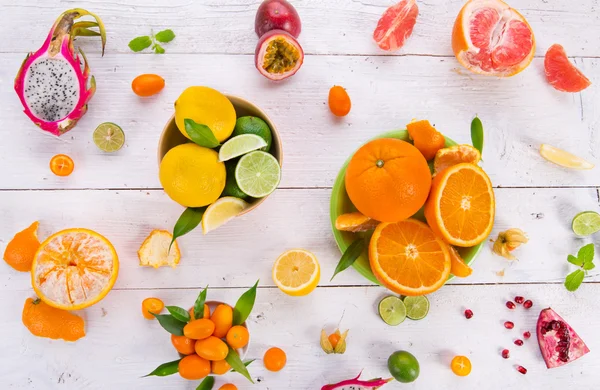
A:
[403,296,430,320]
[219,134,268,162]
[93,122,125,152]
[235,151,281,198]
[572,211,600,236]
[378,296,406,326]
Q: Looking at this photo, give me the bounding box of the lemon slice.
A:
[272,249,320,296]
[93,122,125,152]
[201,197,249,234]
[539,144,594,170]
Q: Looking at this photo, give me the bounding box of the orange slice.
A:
[434,145,481,175]
[335,212,380,232]
[544,44,591,93]
[369,219,451,296]
[424,163,495,247]
[3,221,40,272]
[448,245,473,278]
[31,229,119,310]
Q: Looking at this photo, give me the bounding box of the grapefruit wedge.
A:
[452,0,535,77]
[544,44,591,93]
[373,0,418,51]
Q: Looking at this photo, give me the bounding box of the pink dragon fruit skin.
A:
[322,372,393,390]
[14,9,106,136]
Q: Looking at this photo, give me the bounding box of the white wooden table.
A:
[1,1,599,389]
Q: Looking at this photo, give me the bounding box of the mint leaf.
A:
[185,119,220,148]
[577,243,594,264]
[567,254,584,266]
[565,269,585,292]
[583,262,596,271]
[156,29,176,43]
[129,36,152,52]
[154,44,165,54]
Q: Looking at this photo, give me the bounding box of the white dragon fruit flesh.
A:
[321,372,392,390]
[14,8,106,136]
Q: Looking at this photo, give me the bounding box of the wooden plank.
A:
[1,0,599,57]
[1,187,598,290]
[1,54,597,190]
[1,284,598,388]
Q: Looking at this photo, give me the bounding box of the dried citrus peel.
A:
[3,221,40,272]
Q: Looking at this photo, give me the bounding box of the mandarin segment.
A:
[448,246,473,278]
[335,212,380,232]
[3,221,40,272]
[22,297,85,341]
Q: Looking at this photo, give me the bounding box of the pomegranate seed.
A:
[504,321,514,329]
[514,296,524,304]
[523,331,531,339]
[506,301,516,309]
[464,309,473,319]
[502,349,510,359]
[514,339,524,346]
[517,365,527,375]
[523,300,533,309]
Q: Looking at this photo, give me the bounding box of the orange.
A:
[219,385,238,390]
[451,355,472,376]
[345,138,431,222]
[50,154,75,176]
[183,319,215,340]
[433,145,481,176]
[448,246,472,278]
[211,359,231,375]
[171,334,196,355]
[424,163,495,247]
[31,228,119,310]
[369,219,451,296]
[263,347,286,372]
[328,86,351,117]
[131,74,165,97]
[189,304,211,320]
[226,325,250,349]
[22,297,85,341]
[141,297,164,320]
[452,0,535,77]
[544,44,591,93]
[178,354,210,380]
[335,212,379,232]
[406,120,446,161]
[3,221,40,272]
[211,304,233,338]
[195,336,229,361]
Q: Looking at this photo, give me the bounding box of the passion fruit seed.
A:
[263,38,300,74]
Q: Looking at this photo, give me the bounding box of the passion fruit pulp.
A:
[255,0,302,38]
[255,29,304,81]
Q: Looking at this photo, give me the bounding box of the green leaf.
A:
[194,286,208,320]
[128,36,152,52]
[470,116,484,156]
[577,243,595,265]
[567,254,584,266]
[170,207,206,251]
[564,269,585,292]
[143,359,181,377]
[331,239,366,281]
[156,29,176,43]
[196,376,215,390]
[233,280,259,326]
[225,347,254,383]
[583,262,596,271]
[151,313,186,335]
[231,359,255,373]
[185,119,220,148]
[154,44,165,54]
[166,306,191,323]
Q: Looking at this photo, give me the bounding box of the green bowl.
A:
[329,130,484,285]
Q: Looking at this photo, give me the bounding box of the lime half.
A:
[93,122,125,152]
[572,211,600,237]
[219,134,267,162]
[403,296,430,320]
[378,296,406,326]
[235,151,281,198]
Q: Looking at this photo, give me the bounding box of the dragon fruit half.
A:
[322,372,392,390]
[14,8,106,136]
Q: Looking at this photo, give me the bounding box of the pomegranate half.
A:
[255,29,304,81]
[536,307,590,368]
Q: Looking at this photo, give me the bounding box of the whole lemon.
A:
[174,87,236,143]
[159,143,226,207]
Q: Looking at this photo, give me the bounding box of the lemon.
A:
[202,196,249,234]
[272,249,320,296]
[174,87,236,143]
[159,143,226,207]
[539,144,594,170]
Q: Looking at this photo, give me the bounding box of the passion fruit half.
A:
[255,29,304,81]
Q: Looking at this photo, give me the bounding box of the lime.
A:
[403,296,429,320]
[232,116,272,151]
[572,211,600,236]
[93,122,125,152]
[378,296,406,326]
[235,151,280,198]
[222,160,248,199]
[219,134,267,162]
[388,350,420,383]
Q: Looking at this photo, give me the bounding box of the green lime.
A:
[572,211,600,236]
[235,151,281,198]
[219,134,267,162]
[222,160,248,199]
[93,122,125,152]
[388,350,420,383]
[403,296,429,320]
[232,116,272,152]
[378,296,406,326]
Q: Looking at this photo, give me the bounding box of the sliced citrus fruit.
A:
[373,0,418,51]
[93,122,125,152]
[3,221,40,272]
[138,230,181,268]
[335,212,380,232]
[235,151,281,198]
[272,249,320,296]
[544,44,591,93]
[218,134,268,162]
[369,219,451,296]
[403,295,430,320]
[202,196,249,234]
[31,229,119,310]
[434,145,481,175]
[572,211,600,237]
[424,163,495,247]
[539,144,594,170]
[451,355,472,376]
[378,296,406,326]
[448,245,473,278]
[452,0,535,76]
